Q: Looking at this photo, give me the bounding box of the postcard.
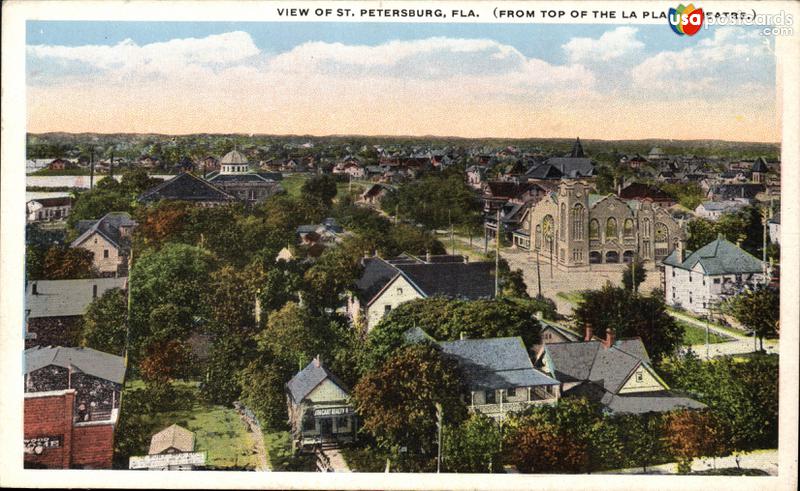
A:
[1,1,797,489]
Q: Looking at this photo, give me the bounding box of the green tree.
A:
[81,288,127,355]
[573,285,682,363]
[505,423,588,473]
[353,344,467,470]
[380,174,481,230]
[442,414,503,473]
[301,174,338,207]
[237,361,292,430]
[41,245,96,279]
[621,258,647,294]
[363,297,542,372]
[616,414,666,472]
[200,335,256,405]
[128,243,215,359]
[725,286,779,350]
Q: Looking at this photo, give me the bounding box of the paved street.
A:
[455,236,779,358]
[603,449,779,476]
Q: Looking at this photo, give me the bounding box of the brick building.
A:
[24,346,125,469]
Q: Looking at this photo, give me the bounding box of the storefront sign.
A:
[24,436,62,454]
[129,452,207,469]
[313,406,353,417]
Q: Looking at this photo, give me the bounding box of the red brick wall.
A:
[24,391,115,469]
[24,391,74,469]
[72,424,115,469]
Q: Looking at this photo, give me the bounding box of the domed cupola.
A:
[220,149,249,175]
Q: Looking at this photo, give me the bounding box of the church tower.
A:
[556,179,591,268]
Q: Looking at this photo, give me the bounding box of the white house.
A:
[662,236,767,315]
[347,254,495,331]
[769,212,780,245]
[694,200,748,221]
[27,196,73,223]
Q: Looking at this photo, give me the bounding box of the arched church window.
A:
[589,219,600,239]
[572,204,585,240]
[606,218,618,238]
[623,219,634,237]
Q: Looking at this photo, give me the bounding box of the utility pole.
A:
[495,207,500,297]
[89,148,95,190]
[109,151,114,179]
[435,402,443,474]
[449,209,454,256]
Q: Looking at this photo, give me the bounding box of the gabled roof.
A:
[355,257,401,303]
[395,262,495,301]
[24,346,125,384]
[539,319,581,342]
[28,196,73,207]
[619,183,673,201]
[751,156,768,173]
[26,277,127,318]
[600,391,706,414]
[70,212,135,251]
[525,163,563,180]
[403,326,436,344]
[662,236,764,275]
[543,157,595,178]
[138,172,236,203]
[542,338,652,393]
[286,358,348,403]
[708,183,764,200]
[355,257,495,305]
[440,337,559,390]
[149,424,195,454]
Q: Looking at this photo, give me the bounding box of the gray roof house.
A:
[138,172,237,205]
[25,346,126,384]
[402,332,562,419]
[349,255,496,331]
[536,327,705,414]
[285,356,356,449]
[662,236,764,276]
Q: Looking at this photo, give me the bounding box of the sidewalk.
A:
[603,449,779,476]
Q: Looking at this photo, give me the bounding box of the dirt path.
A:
[238,411,270,471]
[603,449,779,476]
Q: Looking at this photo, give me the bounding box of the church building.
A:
[207,150,283,204]
[513,180,685,270]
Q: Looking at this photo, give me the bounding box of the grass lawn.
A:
[335,179,371,202]
[666,307,747,337]
[280,174,310,197]
[118,381,259,469]
[677,319,729,345]
[556,291,585,306]
[262,430,316,471]
[340,445,388,472]
[31,168,92,176]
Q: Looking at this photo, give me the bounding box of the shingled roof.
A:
[440,337,559,391]
[26,277,128,318]
[286,357,349,403]
[70,212,135,251]
[542,157,595,178]
[542,338,650,393]
[395,262,495,300]
[149,424,195,455]
[138,172,236,203]
[24,346,125,384]
[662,236,764,275]
[355,256,495,305]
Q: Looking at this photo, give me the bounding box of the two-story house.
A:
[71,212,136,277]
[662,236,767,315]
[286,356,357,451]
[536,327,705,414]
[440,336,560,420]
[348,254,495,331]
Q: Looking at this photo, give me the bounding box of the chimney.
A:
[460,332,467,340]
[584,323,593,342]
[603,328,615,349]
[314,354,321,367]
[677,240,685,262]
[617,183,622,196]
[426,250,432,263]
